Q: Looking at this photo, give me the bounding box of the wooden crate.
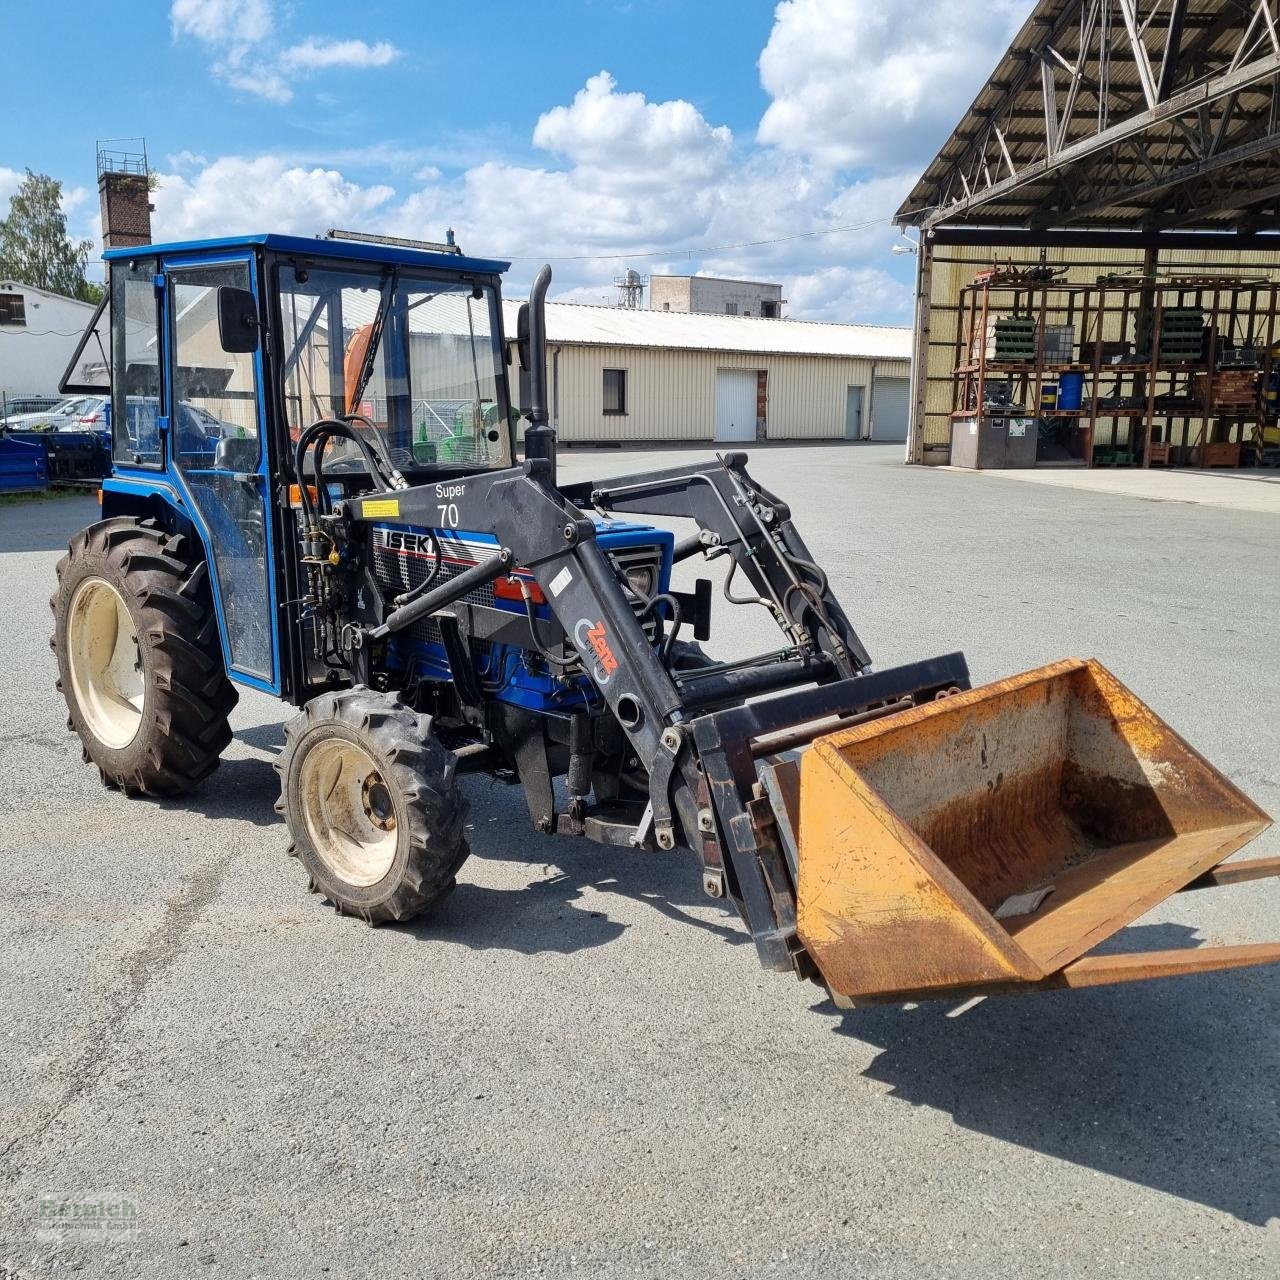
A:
[1196,369,1258,411]
[1201,441,1242,468]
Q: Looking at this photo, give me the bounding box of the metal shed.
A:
[896,0,1280,463]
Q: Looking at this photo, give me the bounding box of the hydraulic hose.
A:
[343,413,409,490]
[392,525,443,607]
[293,418,393,529]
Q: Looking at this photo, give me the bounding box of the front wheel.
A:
[276,688,469,924]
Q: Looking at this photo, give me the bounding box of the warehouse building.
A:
[0,281,98,414]
[517,302,912,444]
[895,0,1280,471]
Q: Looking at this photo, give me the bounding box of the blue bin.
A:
[0,436,49,493]
[1059,372,1085,411]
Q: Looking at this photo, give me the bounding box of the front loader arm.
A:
[563,452,872,677]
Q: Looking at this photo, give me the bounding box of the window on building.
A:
[0,292,26,326]
[662,302,670,311]
[603,368,627,415]
[761,301,780,319]
[744,310,752,318]
[724,303,738,316]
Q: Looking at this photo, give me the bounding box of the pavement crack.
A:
[0,850,236,1178]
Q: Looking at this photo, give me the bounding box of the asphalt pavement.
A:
[1,446,1277,1278]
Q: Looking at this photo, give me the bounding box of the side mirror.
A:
[217,286,259,353]
[515,303,531,372]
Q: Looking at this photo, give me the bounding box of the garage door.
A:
[715,369,758,442]
[871,375,910,442]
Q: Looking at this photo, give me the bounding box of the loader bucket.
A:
[795,658,1279,1003]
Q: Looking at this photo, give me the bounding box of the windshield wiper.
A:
[348,267,399,413]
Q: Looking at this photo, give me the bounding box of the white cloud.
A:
[0,167,25,208]
[166,149,210,172]
[218,60,294,103]
[151,156,395,240]
[280,38,400,71]
[533,71,732,184]
[757,0,1027,169]
[169,1,398,103]
[784,265,914,324]
[171,0,273,45]
[62,185,91,215]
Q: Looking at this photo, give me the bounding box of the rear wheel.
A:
[51,518,238,795]
[276,688,469,924]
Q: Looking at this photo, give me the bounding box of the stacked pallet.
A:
[972,316,1038,363]
[1159,308,1205,363]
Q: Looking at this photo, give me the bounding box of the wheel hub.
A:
[362,775,396,831]
[298,739,399,887]
[66,576,145,750]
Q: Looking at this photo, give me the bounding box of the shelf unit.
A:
[951,276,1279,468]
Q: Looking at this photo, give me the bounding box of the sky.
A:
[0,0,1030,323]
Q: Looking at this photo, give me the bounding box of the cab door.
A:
[164,256,279,692]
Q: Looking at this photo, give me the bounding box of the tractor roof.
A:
[102,233,510,276]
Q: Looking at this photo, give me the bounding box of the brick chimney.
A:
[99,171,153,249]
[96,141,153,249]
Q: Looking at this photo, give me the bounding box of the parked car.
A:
[72,397,110,430]
[0,393,61,419]
[1,395,101,431]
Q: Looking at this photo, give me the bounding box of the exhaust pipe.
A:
[522,264,555,486]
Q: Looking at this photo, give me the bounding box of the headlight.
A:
[624,564,657,598]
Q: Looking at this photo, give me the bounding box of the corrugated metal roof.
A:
[508,302,912,360]
[897,0,1280,232]
[298,282,910,360]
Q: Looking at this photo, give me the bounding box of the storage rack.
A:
[951,276,1280,468]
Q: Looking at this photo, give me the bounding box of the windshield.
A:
[277,263,514,473]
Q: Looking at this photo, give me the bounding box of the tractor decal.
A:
[575,619,619,684]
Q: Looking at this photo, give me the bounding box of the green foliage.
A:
[0,169,101,303]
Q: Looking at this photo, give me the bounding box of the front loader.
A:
[51,230,1280,1007]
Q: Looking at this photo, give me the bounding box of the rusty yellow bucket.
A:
[796,658,1277,1003]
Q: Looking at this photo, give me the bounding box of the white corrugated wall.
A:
[549,343,910,442]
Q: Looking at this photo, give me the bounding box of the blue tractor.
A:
[51,231,1280,1007]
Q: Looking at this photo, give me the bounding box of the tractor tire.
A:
[276,688,469,925]
[51,517,238,796]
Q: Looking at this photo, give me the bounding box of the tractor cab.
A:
[94,232,522,697]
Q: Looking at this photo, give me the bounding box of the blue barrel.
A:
[1039,382,1059,411]
[1059,372,1085,410]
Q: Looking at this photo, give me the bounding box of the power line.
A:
[502,214,902,262]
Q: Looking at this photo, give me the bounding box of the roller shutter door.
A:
[871,375,910,442]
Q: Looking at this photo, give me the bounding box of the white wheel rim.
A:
[66,577,145,750]
[298,739,398,887]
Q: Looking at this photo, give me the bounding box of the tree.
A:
[0,170,101,303]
